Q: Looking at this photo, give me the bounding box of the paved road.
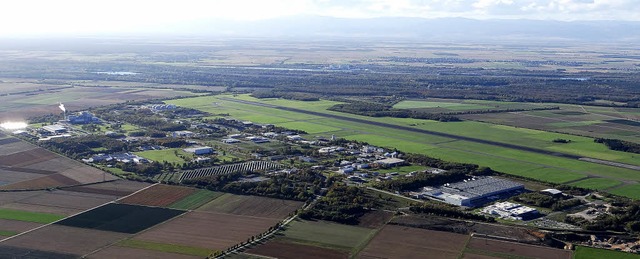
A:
[221,97,639,172]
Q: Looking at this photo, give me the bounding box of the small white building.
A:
[42,124,67,134]
[183,146,214,155]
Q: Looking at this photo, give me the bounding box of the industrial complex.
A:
[420,176,525,207]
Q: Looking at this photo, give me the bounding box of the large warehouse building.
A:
[423,177,524,207]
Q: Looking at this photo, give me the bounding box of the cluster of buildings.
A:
[82,153,150,164]
[418,177,525,207]
[66,111,101,124]
[146,104,176,111]
[481,201,539,220]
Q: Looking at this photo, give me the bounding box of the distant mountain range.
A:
[158,16,640,43]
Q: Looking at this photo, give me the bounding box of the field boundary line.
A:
[81,205,192,258]
[0,182,158,244]
[215,195,320,258]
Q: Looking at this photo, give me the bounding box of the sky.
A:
[0,0,639,36]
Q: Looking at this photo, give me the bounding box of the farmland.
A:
[0,137,118,190]
[0,190,119,215]
[246,241,349,259]
[197,193,303,219]
[464,237,572,259]
[132,211,278,251]
[0,225,129,256]
[55,203,184,234]
[90,246,202,259]
[277,219,375,252]
[119,184,196,207]
[358,225,469,259]
[0,208,64,223]
[116,239,213,257]
[574,246,640,259]
[168,189,224,210]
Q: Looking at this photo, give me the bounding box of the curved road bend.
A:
[220,97,640,172]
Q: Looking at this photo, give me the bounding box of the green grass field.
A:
[169,189,224,210]
[118,239,213,256]
[0,230,18,237]
[569,178,623,190]
[609,184,640,200]
[279,219,375,251]
[574,246,640,259]
[134,148,189,164]
[0,208,65,224]
[378,165,428,175]
[167,95,640,198]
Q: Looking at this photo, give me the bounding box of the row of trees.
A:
[512,192,583,211]
[328,101,460,122]
[595,138,640,154]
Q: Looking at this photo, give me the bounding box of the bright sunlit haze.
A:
[2,0,640,36]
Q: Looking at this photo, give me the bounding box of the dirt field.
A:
[391,215,543,243]
[89,246,202,259]
[0,224,128,256]
[0,173,80,190]
[0,138,20,145]
[197,193,303,219]
[56,203,184,234]
[0,191,41,204]
[4,190,116,213]
[0,148,57,167]
[0,168,43,186]
[0,245,76,259]
[358,210,394,229]
[247,240,348,259]
[134,211,278,250]
[465,237,572,259]
[0,141,38,155]
[0,219,42,233]
[63,180,151,197]
[23,157,83,172]
[119,184,196,207]
[358,225,469,259]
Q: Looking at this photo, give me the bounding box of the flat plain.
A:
[168,95,640,197]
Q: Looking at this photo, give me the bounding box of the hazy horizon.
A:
[2,0,640,37]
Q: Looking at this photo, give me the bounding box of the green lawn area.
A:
[279,219,375,251]
[0,208,65,223]
[169,189,224,210]
[118,239,213,257]
[378,165,428,175]
[574,246,640,259]
[609,184,640,200]
[134,148,189,164]
[569,178,622,190]
[0,230,18,237]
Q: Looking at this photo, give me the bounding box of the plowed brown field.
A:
[134,211,278,250]
[119,184,196,207]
